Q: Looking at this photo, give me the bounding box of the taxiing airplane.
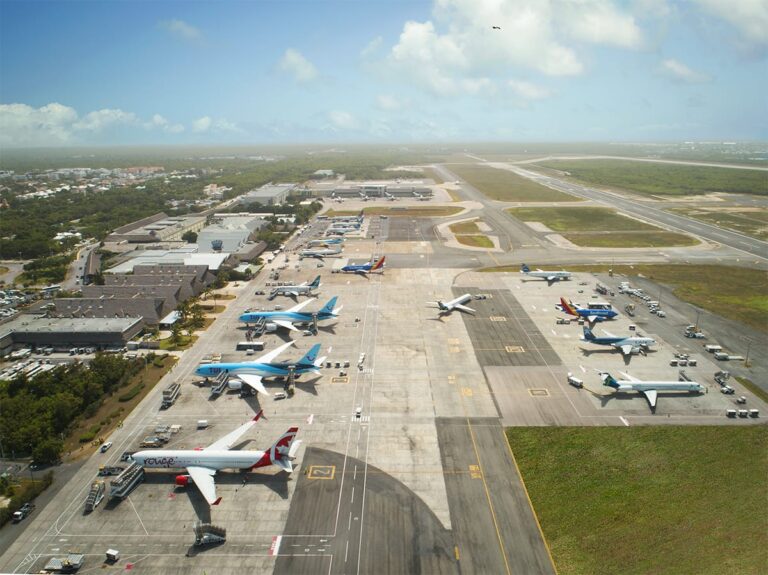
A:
[427,293,476,315]
[560,298,618,323]
[339,256,386,276]
[132,410,301,506]
[582,326,655,357]
[195,340,326,396]
[600,371,704,410]
[239,296,342,332]
[520,264,571,284]
[299,244,343,259]
[268,276,321,299]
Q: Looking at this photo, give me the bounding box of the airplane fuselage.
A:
[526,271,571,281]
[132,449,269,471]
[195,362,315,380]
[239,310,335,324]
[615,382,704,393]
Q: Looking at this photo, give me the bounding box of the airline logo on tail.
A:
[371,256,386,271]
[600,373,620,388]
[319,296,339,316]
[581,326,596,340]
[298,344,321,367]
[521,264,531,273]
[560,297,579,317]
[309,276,321,288]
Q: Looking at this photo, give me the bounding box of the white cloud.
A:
[376,95,403,111]
[160,19,202,41]
[0,102,78,146]
[507,80,552,100]
[192,115,241,134]
[327,111,359,131]
[192,116,212,133]
[278,49,318,83]
[558,0,644,48]
[361,36,383,58]
[73,108,137,131]
[659,58,710,83]
[148,114,184,133]
[692,0,768,48]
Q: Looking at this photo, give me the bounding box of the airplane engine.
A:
[227,379,243,391]
[175,474,192,487]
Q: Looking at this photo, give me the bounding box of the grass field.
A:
[563,231,698,248]
[671,208,768,240]
[507,426,768,575]
[455,234,493,248]
[535,159,768,197]
[735,376,768,403]
[448,164,581,202]
[449,220,480,234]
[507,206,657,232]
[324,206,463,217]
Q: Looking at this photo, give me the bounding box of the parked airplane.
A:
[195,340,326,396]
[339,256,386,276]
[132,410,301,506]
[600,371,704,410]
[427,293,476,315]
[582,326,656,357]
[384,191,397,201]
[239,297,342,332]
[299,245,343,259]
[268,276,321,299]
[413,191,429,201]
[307,237,344,247]
[331,192,344,203]
[520,264,571,284]
[359,191,370,202]
[560,298,618,323]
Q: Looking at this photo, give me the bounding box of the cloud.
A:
[692,0,768,49]
[659,58,710,83]
[327,110,359,131]
[73,108,137,131]
[192,115,241,134]
[376,95,404,111]
[278,49,318,82]
[507,80,552,100]
[558,0,644,48]
[160,19,202,41]
[0,102,78,146]
[361,36,383,58]
[148,114,184,133]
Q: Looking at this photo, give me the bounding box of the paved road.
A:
[512,155,768,171]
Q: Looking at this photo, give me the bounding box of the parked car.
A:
[100,441,113,453]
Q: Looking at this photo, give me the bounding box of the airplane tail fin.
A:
[582,326,596,340]
[560,297,578,317]
[521,263,530,273]
[320,296,339,316]
[600,373,619,388]
[371,256,385,271]
[309,275,321,289]
[297,344,321,368]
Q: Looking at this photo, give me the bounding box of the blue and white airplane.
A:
[600,371,704,410]
[521,264,571,284]
[299,244,343,259]
[582,326,656,357]
[307,237,344,247]
[195,340,325,396]
[339,256,386,276]
[239,297,342,331]
[560,297,618,323]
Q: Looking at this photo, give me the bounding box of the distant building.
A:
[106,213,205,243]
[239,183,296,206]
[311,169,335,179]
[0,316,143,354]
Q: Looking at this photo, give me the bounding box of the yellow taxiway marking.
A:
[307,465,336,480]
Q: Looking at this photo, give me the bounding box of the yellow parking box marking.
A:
[529,388,550,397]
[461,387,473,397]
[447,375,456,385]
[448,338,460,345]
[505,345,524,353]
[307,465,336,480]
[489,316,507,322]
[469,464,482,479]
[330,377,349,384]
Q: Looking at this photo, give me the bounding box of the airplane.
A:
[582,326,655,357]
[331,192,344,203]
[307,237,344,247]
[325,228,349,237]
[195,340,326,396]
[268,275,321,299]
[413,191,429,201]
[339,256,385,276]
[384,191,397,201]
[331,210,363,222]
[427,293,476,315]
[600,371,704,410]
[299,245,343,259]
[520,263,571,284]
[329,222,360,231]
[359,191,370,202]
[239,296,342,332]
[131,410,302,506]
[560,297,617,323]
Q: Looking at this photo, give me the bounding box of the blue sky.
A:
[1,0,766,146]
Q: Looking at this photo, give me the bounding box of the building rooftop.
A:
[106,249,229,274]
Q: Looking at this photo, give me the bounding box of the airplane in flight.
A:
[560,298,618,323]
[427,293,476,315]
[195,340,326,395]
[520,264,571,284]
[268,275,321,299]
[339,256,386,276]
[582,326,656,357]
[131,410,302,506]
[239,296,342,332]
[307,237,344,247]
[299,244,343,259]
[600,371,704,410]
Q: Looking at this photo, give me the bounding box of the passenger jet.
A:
[194,340,325,395]
[239,297,342,331]
[427,293,476,315]
[132,410,301,506]
[560,298,618,323]
[299,245,342,259]
[268,276,320,299]
[339,256,386,276]
[601,371,704,410]
[582,327,655,357]
[520,264,571,284]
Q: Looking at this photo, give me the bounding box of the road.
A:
[512,155,768,171]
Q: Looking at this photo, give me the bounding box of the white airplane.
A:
[268,275,321,299]
[582,327,656,357]
[413,191,429,201]
[131,411,302,506]
[331,192,344,203]
[600,372,704,410]
[384,191,397,201]
[299,245,342,259]
[520,264,571,284]
[427,293,476,315]
[359,191,370,202]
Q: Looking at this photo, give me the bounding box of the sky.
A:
[1,0,767,147]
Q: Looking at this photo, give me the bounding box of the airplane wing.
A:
[587,315,598,323]
[287,299,315,313]
[641,389,658,409]
[186,466,220,505]
[619,371,640,382]
[454,304,476,314]
[238,373,270,396]
[254,340,295,363]
[546,275,556,282]
[602,330,617,338]
[272,319,298,331]
[205,411,262,451]
[287,290,299,297]
[619,344,634,356]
